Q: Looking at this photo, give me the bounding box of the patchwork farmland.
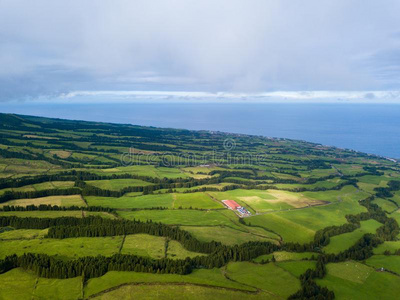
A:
[0,113,400,299]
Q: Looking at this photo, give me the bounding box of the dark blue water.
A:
[1,103,400,158]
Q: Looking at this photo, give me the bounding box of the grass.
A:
[316,261,400,300]
[0,236,124,260]
[173,192,223,209]
[120,234,166,259]
[373,241,400,254]
[225,261,300,298]
[167,240,205,259]
[97,165,189,179]
[276,260,317,278]
[86,178,153,191]
[180,226,278,245]
[90,284,271,300]
[0,210,115,219]
[0,268,39,300]
[118,209,240,228]
[0,228,48,240]
[84,268,256,298]
[0,268,82,300]
[34,276,82,300]
[119,234,204,259]
[208,189,323,212]
[323,219,382,254]
[85,194,174,209]
[0,195,86,208]
[253,251,317,263]
[244,189,368,243]
[372,197,398,213]
[245,203,365,244]
[0,181,75,195]
[366,255,400,274]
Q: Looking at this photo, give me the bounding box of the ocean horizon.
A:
[1,102,400,159]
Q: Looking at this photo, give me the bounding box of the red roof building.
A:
[222,200,241,210]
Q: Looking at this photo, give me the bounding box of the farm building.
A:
[222,200,251,217]
[222,200,241,210]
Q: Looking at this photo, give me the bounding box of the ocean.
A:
[1,102,400,159]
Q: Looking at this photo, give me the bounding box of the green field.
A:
[0,210,115,219]
[118,209,241,228]
[253,251,317,263]
[172,192,223,209]
[244,192,367,243]
[373,241,400,254]
[225,262,301,298]
[323,219,382,254]
[120,234,204,259]
[181,226,279,245]
[0,228,48,240]
[86,194,174,209]
[0,236,124,259]
[86,179,153,191]
[366,255,400,274]
[0,195,86,208]
[0,268,82,300]
[317,261,400,300]
[84,268,255,298]
[276,260,317,278]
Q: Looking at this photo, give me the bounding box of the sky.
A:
[1,0,400,103]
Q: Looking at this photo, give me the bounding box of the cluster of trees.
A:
[374,180,400,198]
[0,253,191,279]
[363,166,384,176]
[288,256,334,300]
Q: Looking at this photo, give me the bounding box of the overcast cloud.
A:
[1,0,400,102]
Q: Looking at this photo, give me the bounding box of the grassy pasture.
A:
[97,165,189,179]
[302,185,369,203]
[0,228,48,240]
[390,192,400,206]
[91,284,271,300]
[373,241,400,254]
[0,236,124,259]
[332,164,365,176]
[86,178,153,191]
[84,268,255,298]
[323,219,382,254]
[253,251,317,263]
[118,209,240,228]
[173,192,223,209]
[245,193,367,243]
[389,208,400,225]
[120,234,165,259]
[167,240,206,259]
[86,194,174,209]
[0,268,82,300]
[0,195,86,208]
[366,255,400,274]
[277,260,317,278]
[317,261,400,300]
[0,180,73,195]
[372,197,398,213]
[225,262,300,298]
[208,189,323,213]
[0,210,115,219]
[274,178,344,190]
[180,226,278,245]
